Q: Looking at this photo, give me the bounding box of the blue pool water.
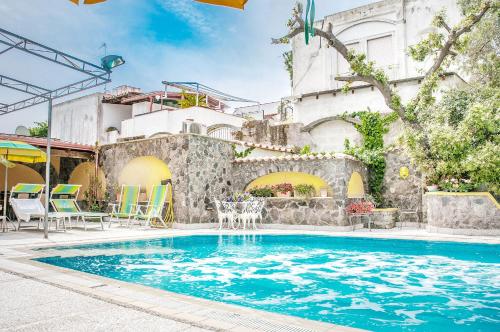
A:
[36,235,499,331]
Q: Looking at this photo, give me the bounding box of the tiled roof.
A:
[235,141,296,153]
[0,134,95,152]
[233,152,358,163]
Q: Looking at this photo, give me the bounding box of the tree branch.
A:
[426,1,492,77]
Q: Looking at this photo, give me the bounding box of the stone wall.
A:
[239,120,312,147]
[99,134,370,227]
[260,198,351,229]
[232,156,367,201]
[426,192,500,235]
[382,149,423,222]
[100,134,235,225]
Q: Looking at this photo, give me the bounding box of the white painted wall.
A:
[101,103,132,143]
[309,120,362,152]
[292,0,461,96]
[53,93,133,145]
[52,93,102,145]
[295,74,464,126]
[121,106,246,138]
[234,102,281,119]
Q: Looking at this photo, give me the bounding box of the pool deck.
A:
[0,224,498,332]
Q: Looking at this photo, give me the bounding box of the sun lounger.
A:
[50,184,109,230]
[109,185,140,227]
[9,183,65,231]
[135,184,169,228]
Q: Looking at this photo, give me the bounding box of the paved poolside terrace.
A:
[1,224,499,332]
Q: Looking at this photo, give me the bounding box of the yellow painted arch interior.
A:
[246,172,331,196]
[68,162,106,200]
[0,164,44,192]
[118,156,172,195]
[347,172,365,198]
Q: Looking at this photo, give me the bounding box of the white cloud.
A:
[159,0,215,36]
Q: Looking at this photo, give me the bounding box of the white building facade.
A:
[291,0,464,152]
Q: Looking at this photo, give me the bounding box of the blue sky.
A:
[0,0,377,133]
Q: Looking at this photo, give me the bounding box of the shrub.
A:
[272,183,293,194]
[249,187,274,197]
[346,201,375,214]
[294,184,315,197]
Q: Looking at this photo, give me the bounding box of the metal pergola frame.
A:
[162,81,259,110]
[0,27,115,239]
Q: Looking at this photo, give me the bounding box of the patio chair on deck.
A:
[241,198,265,230]
[215,199,234,230]
[135,184,169,228]
[9,183,46,230]
[50,184,111,230]
[109,185,140,227]
[50,184,109,230]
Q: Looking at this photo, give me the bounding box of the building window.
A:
[367,35,393,69]
[337,42,361,75]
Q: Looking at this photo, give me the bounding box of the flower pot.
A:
[426,185,439,192]
[319,187,328,198]
[276,192,291,198]
[294,191,312,199]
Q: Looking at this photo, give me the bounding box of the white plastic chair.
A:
[215,199,232,229]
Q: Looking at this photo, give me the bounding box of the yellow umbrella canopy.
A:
[195,0,248,9]
[68,0,248,9]
[0,141,46,227]
[0,141,46,163]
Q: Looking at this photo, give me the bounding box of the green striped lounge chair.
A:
[50,184,108,231]
[9,183,45,230]
[135,184,169,228]
[109,185,140,227]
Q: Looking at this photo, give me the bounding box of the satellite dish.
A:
[15,126,30,136]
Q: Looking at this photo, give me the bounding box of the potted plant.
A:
[249,186,274,197]
[346,200,375,215]
[294,184,315,199]
[272,183,293,198]
[425,173,439,192]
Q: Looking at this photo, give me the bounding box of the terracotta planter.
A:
[276,192,291,198]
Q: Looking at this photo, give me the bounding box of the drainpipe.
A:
[402,0,408,78]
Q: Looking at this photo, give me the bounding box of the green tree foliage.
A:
[28,121,48,137]
[344,111,398,205]
[282,51,293,86]
[179,90,207,109]
[409,86,499,194]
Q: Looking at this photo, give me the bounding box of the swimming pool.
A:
[36,235,500,331]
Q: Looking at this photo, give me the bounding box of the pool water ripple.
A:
[36,235,500,331]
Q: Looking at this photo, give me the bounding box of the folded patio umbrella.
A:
[0,141,46,230]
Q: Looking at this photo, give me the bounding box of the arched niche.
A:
[68,162,106,200]
[0,164,44,192]
[245,171,331,196]
[347,172,365,198]
[118,156,172,195]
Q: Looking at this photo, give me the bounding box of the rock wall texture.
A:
[371,209,398,229]
[239,120,312,147]
[232,157,367,201]
[261,198,348,227]
[382,149,423,222]
[99,134,235,224]
[426,193,500,235]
